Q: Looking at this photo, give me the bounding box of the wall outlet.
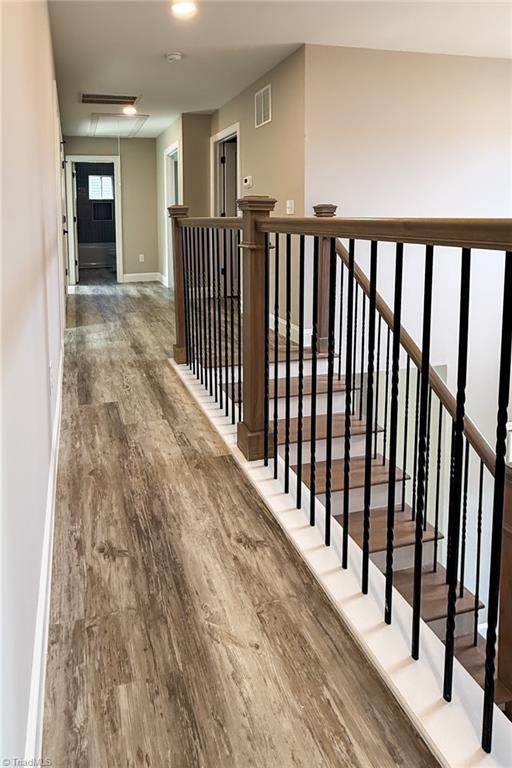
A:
[286,199,295,215]
[139,254,145,263]
[243,175,253,189]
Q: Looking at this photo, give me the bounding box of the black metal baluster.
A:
[206,228,213,396]
[482,252,512,753]
[342,239,355,568]
[433,402,443,571]
[359,293,366,421]
[181,228,190,367]
[296,235,305,509]
[352,284,359,416]
[273,234,280,479]
[230,230,235,423]
[382,326,391,464]
[374,315,382,459]
[402,355,411,510]
[237,229,242,421]
[362,241,378,594]
[412,368,420,519]
[411,245,435,660]
[264,233,270,468]
[424,387,433,531]
[195,227,203,383]
[384,243,404,624]
[189,227,197,375]
[443,247,472,692]
[474,460,484,645]
[284,233,292,493]
[459,437,470,596]
[310,237,320,526]
[325,238,337,546]
[201,228,208,391]
[211,230,218,401]
[216,229,223,410]
[337,262,344,380]
[223,228,229,417]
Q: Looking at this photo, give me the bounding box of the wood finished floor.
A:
[43,282,438,768]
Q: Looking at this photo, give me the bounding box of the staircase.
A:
[169,198,512,757]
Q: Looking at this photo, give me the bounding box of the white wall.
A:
[1,0,65,758]
[156,117,182,288]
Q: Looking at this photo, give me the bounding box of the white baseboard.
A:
[122,272,161,283]
[24,346,64,761]
[159,272,170,288]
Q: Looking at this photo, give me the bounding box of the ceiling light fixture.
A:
[122,105,137,116]
[171,1,197,19]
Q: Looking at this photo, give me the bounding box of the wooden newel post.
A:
[314,203,338,353]
[168,204,190,364]
[237,195,277,460]
[499,463,512,715]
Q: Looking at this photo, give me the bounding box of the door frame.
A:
[163,140,182,289]
[210,122,241,216]
[64,154,124,284]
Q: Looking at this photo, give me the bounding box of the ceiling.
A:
[49,0,512,139]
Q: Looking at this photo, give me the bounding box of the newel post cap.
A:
[314,203,338,218]
[168,204,190,218]
[237,195,277,214]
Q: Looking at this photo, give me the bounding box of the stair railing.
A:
[169,197,512,754]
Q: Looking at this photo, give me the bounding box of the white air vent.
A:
[255,84,271,128]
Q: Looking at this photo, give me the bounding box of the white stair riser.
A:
[429,611,477,640]
[320,481,404,513]
[278,434,366,463]
[269,359,331,379]
[273,391,347,419]
[371,540,436,574]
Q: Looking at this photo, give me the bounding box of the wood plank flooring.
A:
[43,282,438,767]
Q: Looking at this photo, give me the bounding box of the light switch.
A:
[286,199,295,215]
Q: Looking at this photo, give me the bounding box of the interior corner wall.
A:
[156,116,182,286]
[1,0,65,757]
[211,45,306,217]
[182,113,211,217]
[64,136,159,276]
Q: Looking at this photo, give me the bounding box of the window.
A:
[255,84,271,128]
[88,175,114,200]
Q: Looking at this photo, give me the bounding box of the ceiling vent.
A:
[81,93,138,106]
[255,84,271,128]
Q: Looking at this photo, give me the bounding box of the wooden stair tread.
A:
[209,346,333,367]
[454,634,512,706]
[294,455,405,495]
[274,413,381,444]
[393,564,484,623]
[342,506,440,554]
[225,374,349,399]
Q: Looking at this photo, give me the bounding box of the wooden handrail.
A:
[335,240,496,475]
[179,217,241,230]
[257,217,512,251]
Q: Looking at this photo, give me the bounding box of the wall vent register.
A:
[255,84,272,128]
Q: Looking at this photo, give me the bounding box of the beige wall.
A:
[156,117,181,286]
[64,136,159,275]
[1,0,65,756]
[211,46,306,217]
[182,113,211,217]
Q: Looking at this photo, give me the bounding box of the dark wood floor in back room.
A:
[42,282,438,767]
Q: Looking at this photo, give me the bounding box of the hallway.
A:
[42,283,437,767]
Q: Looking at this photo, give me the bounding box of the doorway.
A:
[164,143,180,289]
[211,123,240,218]
[65,155,123,285]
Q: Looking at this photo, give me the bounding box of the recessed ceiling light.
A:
[123,105,137,116]
[171,1,197,19]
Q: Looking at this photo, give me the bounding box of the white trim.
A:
[159,272,172,289]
[65,155,124,283]
[162,140,181,290]
[171,359,512,768]
[122,272,161,283]
[210,122,241,216]
[24,346,64,761]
